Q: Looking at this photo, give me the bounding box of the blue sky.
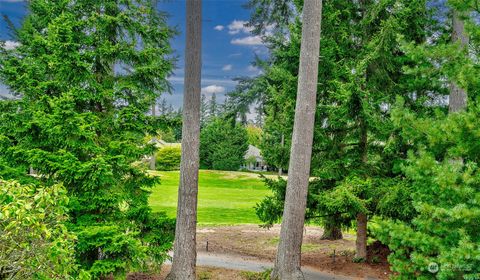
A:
[0,0,266,107]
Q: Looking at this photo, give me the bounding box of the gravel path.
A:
[168,251,374,280]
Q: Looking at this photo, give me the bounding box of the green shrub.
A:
[156,146,182,171]
[240,269,272,280]
[198,271,212,280]
[0,180,89,279]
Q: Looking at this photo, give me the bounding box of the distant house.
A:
[243,145,267,171]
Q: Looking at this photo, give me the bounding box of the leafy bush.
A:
[156,146,182,171]
[0,180,89,279]
[240,269,272,280]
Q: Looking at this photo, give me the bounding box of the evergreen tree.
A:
[249,0,448,250]
[159,98,170,115]
[200,93,208,127]
[0,0,175,277]
[208,93,218,120]
[200,118,249,171]
[376,103,480,279]
[374,1,480,278]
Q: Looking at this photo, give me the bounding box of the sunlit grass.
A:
[149,170,271,225]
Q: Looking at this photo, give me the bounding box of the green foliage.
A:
[250,0,456,246]
[375,108,480,279]
[0,0,175,277]
[245,0,480,278]
[198,271,212,280]
[200,118,249,171]
[252,0,439,175]
[156,146,182,171]
[255,175,395,231]
[0,180,89,279]
[370,3,480,276]
[240,269,272,280]
[158,128,177,143]
[246,124,262,147]
[254,177,287,227]
[352,257,366,263]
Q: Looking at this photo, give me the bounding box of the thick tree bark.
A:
[355,213,367,260]
[150,104,156,171]
[449,10,469,113]
[166,1,202,279]
[271,1,323,279]
[321,224,343,240]
[321,216,343,240]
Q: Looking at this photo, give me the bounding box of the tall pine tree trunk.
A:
[167,0,202,279]
[355,213,368,260]
[320,215,343,240]
[271,1,323,279]
[449,9,469,113]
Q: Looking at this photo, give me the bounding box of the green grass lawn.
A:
[149,170,271,225]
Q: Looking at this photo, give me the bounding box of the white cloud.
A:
[253,46,269,55]
[222,64,233,71]
[227,20,271,47]
[247,65,262,76]
[247,65,259,72]
[201,85,226,95]
[2,40,20,50]
[214,25,224,31]
[231,36,263,46]
[228,20,253,35]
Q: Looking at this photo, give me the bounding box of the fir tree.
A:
[0,0,176,277]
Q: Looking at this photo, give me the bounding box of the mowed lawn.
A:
[149,170,271,224]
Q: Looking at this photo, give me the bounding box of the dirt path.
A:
[163,251,380,280]
[196,225,390,279]
[195,252,362,280]
[155,225,390,279]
